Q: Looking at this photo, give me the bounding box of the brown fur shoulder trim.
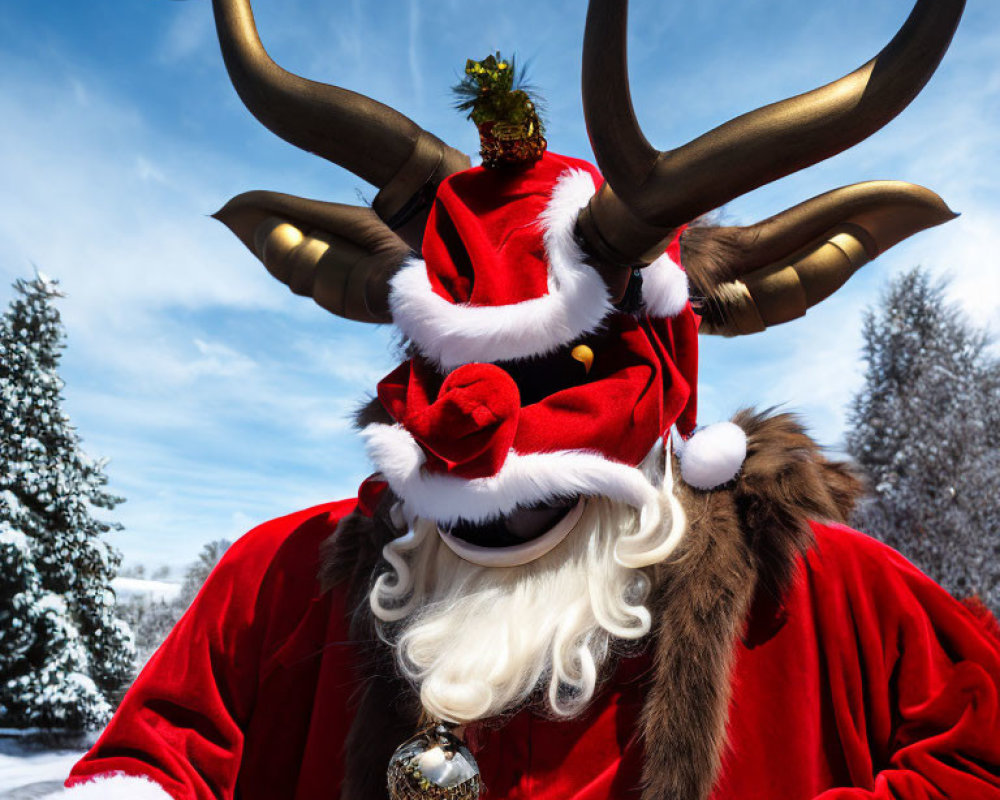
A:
[731,408,863,598]
[641,478,756,800]
[319,497,420,800]
[639,408,862,800]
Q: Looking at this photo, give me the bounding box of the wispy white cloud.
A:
[134,155,169,186]
[156,1,214,65]
[938,214,1000,330]
[0,66,281,319]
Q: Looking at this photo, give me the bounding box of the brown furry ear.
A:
[679,225,757,330]
[354,395,395,429]
[680,225,752,295]
[730,408,864,598]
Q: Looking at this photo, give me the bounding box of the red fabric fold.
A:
[379,361,520,478]
[377,311,697,479]
[422,153,603,307]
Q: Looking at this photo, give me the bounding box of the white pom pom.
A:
[641,251,689,317]
[679,422,747,490]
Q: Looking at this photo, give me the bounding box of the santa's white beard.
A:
[369,454,686,724]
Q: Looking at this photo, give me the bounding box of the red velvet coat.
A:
[65,501,1000,799]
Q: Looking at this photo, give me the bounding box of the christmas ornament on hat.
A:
[454,53,547,169]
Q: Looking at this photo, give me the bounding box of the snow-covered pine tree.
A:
[0,518,41,686]
[0,274,133,730]
[179,539,231,607]
[847,267,1000,613]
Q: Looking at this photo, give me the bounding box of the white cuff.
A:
[43,773,172,799]
[362,421,660,525]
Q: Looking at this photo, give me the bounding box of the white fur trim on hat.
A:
[43,773,172,799]
[362,422,660,525]
[641,248,689,318]
[388,169,613,371]
[677,421,748,490]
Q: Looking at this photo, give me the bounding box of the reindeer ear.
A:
[213,191,412,324]
[680,181,958,336]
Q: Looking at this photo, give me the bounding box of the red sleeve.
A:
[809,524,1000,799]
[65,500,355,800]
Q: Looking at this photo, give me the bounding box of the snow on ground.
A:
[111,577,181,604]
[0,737,88,798]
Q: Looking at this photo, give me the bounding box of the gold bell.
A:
[571,344,595,374]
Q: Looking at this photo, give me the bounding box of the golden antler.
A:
[681,182,957,335]
[214,192,411,323]
[577,0,965,269]
[212,0,469,250]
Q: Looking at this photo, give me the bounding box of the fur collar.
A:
[321,409,862,800]
[640,409,860,800]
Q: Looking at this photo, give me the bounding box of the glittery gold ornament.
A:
[387,724,481,800]
[453,53,546,169]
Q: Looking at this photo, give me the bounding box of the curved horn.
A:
[578,0,965,266]
[680,181,957,335]
[213,191,412,323]
[212,0,469,245]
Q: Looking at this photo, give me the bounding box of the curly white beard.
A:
[369,452,686,724]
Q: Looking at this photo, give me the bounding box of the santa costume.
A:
[50,0,1000,797]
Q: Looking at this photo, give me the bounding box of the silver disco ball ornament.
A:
[387,724,481,800]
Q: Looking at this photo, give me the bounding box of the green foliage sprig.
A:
[453,53,544,132]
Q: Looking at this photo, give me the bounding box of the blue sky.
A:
[1,0,998,569]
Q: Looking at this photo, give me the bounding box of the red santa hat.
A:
[362,152,742,527]
[388,153,691,370]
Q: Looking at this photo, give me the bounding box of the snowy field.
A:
[0,737,90,798]
[111,577,181,604]
[0,578,179,798]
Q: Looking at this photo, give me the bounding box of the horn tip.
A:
[211,199,242,229]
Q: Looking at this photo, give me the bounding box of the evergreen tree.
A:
[847,267,1000,612]
[179,539,231,607]
[0,519,41,685]
[116,539,232,669]
[0,273,133,729]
